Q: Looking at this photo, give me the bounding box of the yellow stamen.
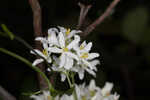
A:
[80,53,88,58]
[80,44,84,50]
[81,96,86,100]
[47,96,51,100]
[63,47,69,52]
[90,90,96,97]
[43,49,48,56]
[66,28,71,35]
[105,92,110,96]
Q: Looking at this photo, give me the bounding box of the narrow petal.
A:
[47,57,52,63]
[64,57,73,70]
[83,42,92,52]
[67,35,80,50]
[48,32,59,46]
[61,73,66,82]
[87,53,100,60]
[33,49,46,59]
[57,26,67,33]
[89,80,96,91]
[32,59,44,66]
[59,53,66,68]
[85,68,96,77]
[48,47,62,53]
[58,32,65,48]
[66,52,79,61]
[48,28,58,34]
[82,59,93,69]
[68,30,81,39]
[78,69,84,80]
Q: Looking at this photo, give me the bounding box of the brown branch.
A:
[28,0,48,89]
[0,85,16,100]
[77,2,92,29]
[83,0,120,36]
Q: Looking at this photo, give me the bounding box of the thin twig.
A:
[0,85,16,100]
[77,2,92,29]
[83,0,120,36]
[28,0,48,89]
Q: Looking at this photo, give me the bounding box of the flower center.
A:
[66,28,70,35]
[90,90,96,97]
[47,96,51,100]
[43,49,48,56]
[80,53,88,58]
[81,96,86,100]
[80,44,84,50]
[63,47,69,52]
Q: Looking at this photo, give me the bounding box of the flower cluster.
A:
[30,26,120,100]
[31,26,100,81]
[31,80,119,100]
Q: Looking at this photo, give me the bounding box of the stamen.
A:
[81,53,88,58]
[63,47,69,52]
[47,96,51,100]
[43,49,48,56]
[66,28,71,35]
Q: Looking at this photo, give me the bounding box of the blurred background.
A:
[0,0,150,100]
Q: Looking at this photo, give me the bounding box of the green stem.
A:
[0,48,54,93]
[66,72,73,88]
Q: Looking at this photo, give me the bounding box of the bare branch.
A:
[0,85,16,100]
[28,0,48,89]
[83,0,120,36]
[77,2,92,29]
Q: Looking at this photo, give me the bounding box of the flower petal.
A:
[58,32,65,48]
[66,52,79,61]
[67,35,80,50]
[33,49,46,59]
[85,68,96,77]
[32,59,44,66]
[48,32,59,46]
[82,59,93,69]
[48,47,62,53]
[68,30,82,39]
[59,53,66,68]
[48,28,58,34]
[83,42,92,52]
[78,68,84,80]
[61,73,66,82]
[64,57,73,70]
[87,53,99,60]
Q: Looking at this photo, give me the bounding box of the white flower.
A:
[31,49,51,66]
[48,28,59,46]
[58,26,81,39]
[48,32,80,70]
[101,82,113,97]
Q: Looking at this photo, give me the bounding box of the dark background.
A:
[0,0,150,100]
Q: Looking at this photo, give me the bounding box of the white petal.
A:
[48,32,59,46]
[83,42,92,52]
[64,57,73,70]
[57,26,67,33]
[85,68,96,77]
[87,53,99,60]
[66,52,79,61]
[59,53,66,68]
[89,80,96,91]
[48,47,62,53]
[67,35,80,50]
[35,37,46,42]
[78,69,84,80]
[33,49,46,59]
[61,73,66,82]
[47,68,51,72]
[32,59,44,66]
[58,32,65,48]
[48,28,58,34]
[102,82,114,96]
[67,30,82,39]
[47,57,52,63]
[82,59,93,69]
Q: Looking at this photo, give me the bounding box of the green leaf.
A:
[1,24,14,40]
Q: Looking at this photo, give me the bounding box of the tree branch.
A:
[77,2,92,29]
[83,0,120,36]
[0,85,16,100]
[28,0,48,89]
